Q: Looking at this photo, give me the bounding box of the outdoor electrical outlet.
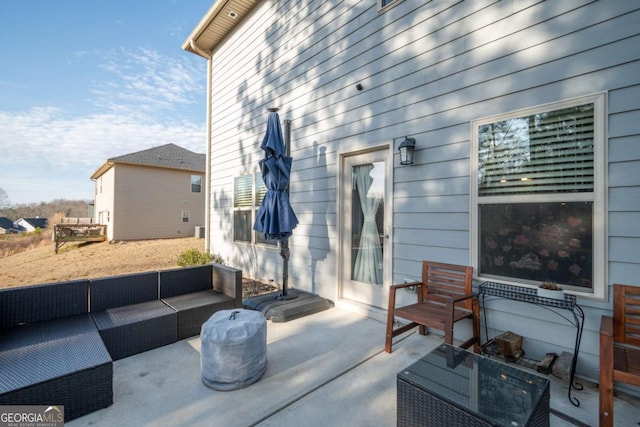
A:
[404,278,416,292]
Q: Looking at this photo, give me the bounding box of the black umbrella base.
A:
[243,289,334,323]
[274,291,298,301]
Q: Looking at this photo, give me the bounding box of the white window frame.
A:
[470,93,607,300]
[191,175,202,193]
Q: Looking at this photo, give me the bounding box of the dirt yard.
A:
[0,237,276,298]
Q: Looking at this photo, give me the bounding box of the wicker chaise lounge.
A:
[90,271,177,360]
[160,264,242,340]
[0,280,113,421]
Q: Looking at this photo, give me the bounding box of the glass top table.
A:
[397,344,550,427]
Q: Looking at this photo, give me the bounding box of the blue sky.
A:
[0,1,214,204]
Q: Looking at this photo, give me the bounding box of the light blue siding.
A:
[206,0,640,382]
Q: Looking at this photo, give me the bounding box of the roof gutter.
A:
[90,161,115,180]
[189,39,211,60]
[182,0,229,54]
[188,39,213,253]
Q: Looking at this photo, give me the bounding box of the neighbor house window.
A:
[471,93,606,299]
[182,211,190,223]
[98,210,110,224]
[233,174,275,246]
[191,175,202,193]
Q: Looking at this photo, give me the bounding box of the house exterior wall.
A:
[95,164,205,241]
[205,0,640,382]
[94,167,116,240]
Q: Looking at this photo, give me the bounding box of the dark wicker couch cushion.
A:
[0,314,113,421]
[159,264,213,299]
[90,271,159,312]
[91,300,177,360]
[0,280,90,328]
[162,290,236,339]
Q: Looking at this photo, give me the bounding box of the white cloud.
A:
[92,47,204,120]
[0,107,206,204]
[0,48,207,204]
[0,108,205,167]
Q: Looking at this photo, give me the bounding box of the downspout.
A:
[190,40,213,254]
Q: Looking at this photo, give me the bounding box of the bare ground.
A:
[0,237,276,298]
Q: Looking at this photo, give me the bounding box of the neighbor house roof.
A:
[90,143,205,180]
[0,217,19,232]
[15,217,47,230]
[182,0,260,58]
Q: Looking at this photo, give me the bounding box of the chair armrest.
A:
[444,293,477,313]
[389,281,423,307]
[449,292,477,304]
[390,281,422,291]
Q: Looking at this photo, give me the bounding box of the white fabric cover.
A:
[200,309,267,391]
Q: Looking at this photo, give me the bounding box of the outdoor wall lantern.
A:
[399,137,416,165]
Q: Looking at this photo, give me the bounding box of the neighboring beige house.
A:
[91,143,205,241]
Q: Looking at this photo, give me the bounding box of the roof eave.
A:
[182,0,260,57]
[181,1,221,54]
[116,161,205,174]
[90,161,115,180]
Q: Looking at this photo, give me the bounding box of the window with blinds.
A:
[471,93,606,298]
[234,175,253,208]
[478,104,594,196]
[233,174,275,245]
[234,175,252,242]
[255,179,267,207]
[254,178,273,245]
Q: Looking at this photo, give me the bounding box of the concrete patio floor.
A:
[68,307,639,427]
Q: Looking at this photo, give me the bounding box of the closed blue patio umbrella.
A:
[254,109,299,299]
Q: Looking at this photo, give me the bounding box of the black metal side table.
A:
[478,281,585,407]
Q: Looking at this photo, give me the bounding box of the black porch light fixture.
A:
[399,137,416,165]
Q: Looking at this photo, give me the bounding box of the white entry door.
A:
[340,148,392,309]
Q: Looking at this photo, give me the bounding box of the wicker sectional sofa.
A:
[0,263,242,421]
[0,280,113,421]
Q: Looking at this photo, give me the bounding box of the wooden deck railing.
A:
[53,220,107,253]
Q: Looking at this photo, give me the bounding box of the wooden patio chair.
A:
[599,283,640,427]
[385,261,480,353]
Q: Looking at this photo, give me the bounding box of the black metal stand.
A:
[275,241,297,300]
[478,281,585,407]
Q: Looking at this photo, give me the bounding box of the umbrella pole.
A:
[275,118,297,301]
[276,240,295,300]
